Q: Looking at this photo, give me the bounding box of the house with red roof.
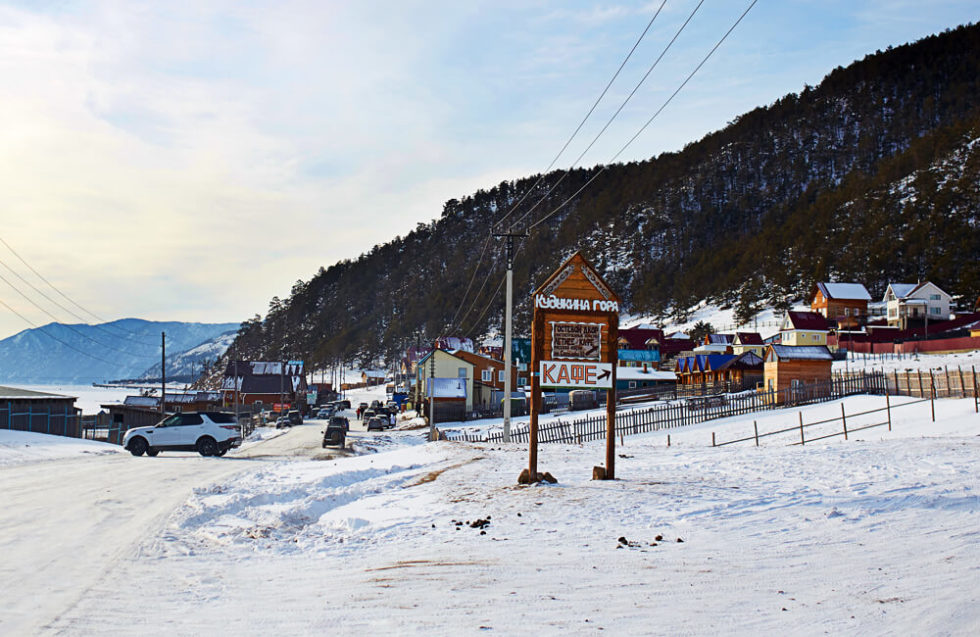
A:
[779,311,830,347]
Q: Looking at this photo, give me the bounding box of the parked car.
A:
[367,415,387,431]
[321,416,349,447]
[287,410,303,426]
[361,408,377,421]
[316,407,334,419]
[123,412,242,457]
[385,401,399,414]
[370,399,383,410]
[275,415,291,429]
[338,400,351,410]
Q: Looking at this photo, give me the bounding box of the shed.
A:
[0,386,80,438]
[763,345,833,404]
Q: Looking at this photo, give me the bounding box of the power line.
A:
[0,235,155,342]
[0,295,117,366]
[446,231,493,333]
[494,0,668,232]
[512,0,708,230]
[526,0,759,232]
[0,253,158,350]
[451,4,670,337]
[0,269,157,359]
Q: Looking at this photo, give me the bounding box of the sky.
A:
[0,0,977,341]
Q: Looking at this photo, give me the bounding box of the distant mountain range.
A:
[0,319,239,384]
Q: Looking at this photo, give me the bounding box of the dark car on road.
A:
[361,408,377,421]
[287,409,303,426]
[322,416,349,447]
[367,415,387,431]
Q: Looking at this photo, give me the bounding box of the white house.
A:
[884,282,951,329]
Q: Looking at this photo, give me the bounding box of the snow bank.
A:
[0,429,123,466]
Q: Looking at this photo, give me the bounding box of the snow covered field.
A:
[2,388,978,635]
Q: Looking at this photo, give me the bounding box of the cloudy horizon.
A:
[0,0,976,341]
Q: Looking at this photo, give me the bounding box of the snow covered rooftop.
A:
[0,386,75,400]
[616,368,676,381]
[887,283,918,299]
[768,345,833,361]
[817,282,872,301]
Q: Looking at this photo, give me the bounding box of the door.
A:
[148,413,182,448]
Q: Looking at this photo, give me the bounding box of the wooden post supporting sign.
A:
[528,252,621,481]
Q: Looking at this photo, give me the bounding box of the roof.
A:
[0,386,76,401]
[734,332,764,345]
[767,345,833,361]
[706,333,735,344]
[816,282,871,301]
[616,367,676,381]
[618,327,665,350]
[784,311,829,331]
[362,370,386,378]
[714,351,764,371]
[887,283,918,299]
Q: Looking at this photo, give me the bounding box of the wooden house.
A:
[616,366,676,391]
[810,282,871,329]
[763,345,833,404]
[714,351,764,387]
[220,360,307,410]
[779,311,829,346]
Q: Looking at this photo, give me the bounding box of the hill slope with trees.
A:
[224,23,980,370]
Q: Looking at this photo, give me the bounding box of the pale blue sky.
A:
[0,1,976,340]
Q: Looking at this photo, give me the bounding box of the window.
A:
[628,381,637,389]
[930,307,942,315]
[813,334,819,341]
[458,367,467,378]
[498,370,505,383]
[179,414,204,426]
[930,294,941,300]
[888,309,897,317]
[481,370,492,382]
[518,376,527,386]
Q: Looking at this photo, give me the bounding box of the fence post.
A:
[886,393,892,431]
[945,366,951,398]
[712,431,716,447]
[893,370,900,396]
[667,434,670,447]
[841,403,848,440]
[973,366,978,414]
[799,411,805,446]
[753,420,759,446]
[958,366,966,399]
[917,369,924,398]
[930,371,936,422]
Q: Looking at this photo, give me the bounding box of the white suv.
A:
[123,412,242,457]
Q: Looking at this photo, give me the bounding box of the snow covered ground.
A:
[0,429,124,466]
[2,387,976,634]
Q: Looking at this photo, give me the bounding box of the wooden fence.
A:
[1,401,83,438]
[712,394,940,448]
[447,371,890,445]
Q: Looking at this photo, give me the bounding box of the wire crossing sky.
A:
[0,1,976,340]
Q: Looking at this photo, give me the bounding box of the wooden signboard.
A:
[529,251,620,480]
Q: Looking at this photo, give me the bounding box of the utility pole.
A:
[279,355,285,416]
[160,332,166,418]
[493,228,527,442]
[234,359,240,425]
[429,347,436,441]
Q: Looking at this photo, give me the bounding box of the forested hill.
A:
[229,23,980,368]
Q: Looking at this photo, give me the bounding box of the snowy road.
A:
[0,453,259,635]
